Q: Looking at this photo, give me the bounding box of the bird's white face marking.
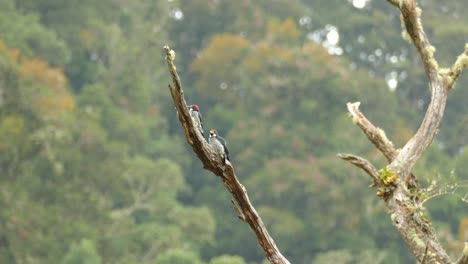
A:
[209,130,216,138]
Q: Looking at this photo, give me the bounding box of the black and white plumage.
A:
[188,104,204,137]
[208,129,230,163]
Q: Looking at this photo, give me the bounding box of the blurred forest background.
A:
[0,0,467,263]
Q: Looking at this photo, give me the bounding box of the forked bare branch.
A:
[337,153,379,182]
[346,102,418,188]
[339,1,468,263]
[386,0,438,78]
[383,1,467,180]
[347,102,397,161]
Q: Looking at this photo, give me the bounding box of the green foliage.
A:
[0,0,465,263]
[155,249,203,264]
[62,239,102,264]
[209,255,246,264]
[0,0,70,65]
[313,249,388,264]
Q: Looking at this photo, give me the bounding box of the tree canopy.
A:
[0,0,466,263]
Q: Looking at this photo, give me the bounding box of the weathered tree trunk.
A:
[339,0,467,263]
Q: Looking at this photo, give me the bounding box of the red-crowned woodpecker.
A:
[188,104,204,137]
[208,129,230,163]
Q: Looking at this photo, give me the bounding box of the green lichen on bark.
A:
[452,49,468,74]
[425,45,439,70]
[409,229,426,250]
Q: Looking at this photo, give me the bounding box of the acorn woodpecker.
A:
[188,104,204,137]
[208,129,230,163]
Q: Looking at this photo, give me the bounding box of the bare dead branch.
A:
[337,153,379,182]
[421,181,468,206]
[386,0,438,78]
[382,3,467,180]
[377,0,453,183]
[447,43,468,89]
[347,102,397,161]
[337,115,451,263]
[391,77,448,181]
[231,199,246,222]
[346,102,419,188]
[340,1,465,262]
[387,34,449,185]
[164,46,290,264]
[456,242,468,264]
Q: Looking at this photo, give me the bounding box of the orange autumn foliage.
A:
[460,217,468,242]
[80,29,94,49]
[266,18,301,42]
[0,40,20,63]
[243,43,292,73]
[0,39,76,116]
[19,58,68,91]
[190,33,250,96]
[191,33,250,74]
[20,58,75,116]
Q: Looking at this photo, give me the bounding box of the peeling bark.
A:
[164,46,290,264]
